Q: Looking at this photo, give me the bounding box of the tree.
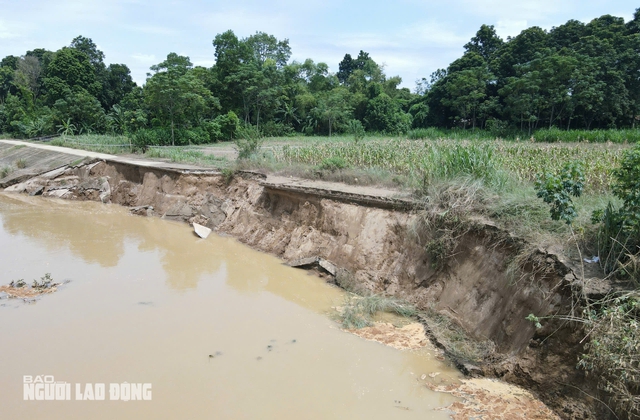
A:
[43,47,100,104]
[102,64,136,109]
[464,24,503,61]
[442,67,490,129]
[53,89,106,133]
[0,55,19,70]
[337,54,355,84]
[311,88,352,136]
[244,31,291,68]
[14,56,43,101]
[70,36,105,73]
[0,66,14,101]
[364,93,411,134]
[145,53,216,145]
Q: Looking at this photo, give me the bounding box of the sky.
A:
[0,0,637,90]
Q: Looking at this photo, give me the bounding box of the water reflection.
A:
[0,194,345,307]
[0,194,223,290]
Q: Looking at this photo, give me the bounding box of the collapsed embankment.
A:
[2,154,608,419]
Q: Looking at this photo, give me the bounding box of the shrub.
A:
[260,121,295,137]
[578,293,640,418]
[535,161,585,225]
[593,143,640,281]
[202,120,223,142]
[0,166,12,178]
[234,124,263,159]
[213,111,239,141]
[131,128,172,149]
[347,119,365,144]
[318,157,348,172]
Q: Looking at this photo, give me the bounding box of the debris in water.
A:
[193,222,211,239]
[256,356,262,361]
[347,322,433,350]
[138,301,153,306]
[267,345,273,351]
[431,378,561,420]
[287,256,337,276]
[0,274,61,300]
[291,339,297,343]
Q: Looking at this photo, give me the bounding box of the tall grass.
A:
[270,139,624,192]
[48,134,131,154]
[144,147,229,168]
[407,127,640,143]
[339,295,418,329]
[533,127,640,143]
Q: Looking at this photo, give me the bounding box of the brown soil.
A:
[3,155,610,419]
[0,284,58,299]
[348,322,434,350]
[431,378,561,420]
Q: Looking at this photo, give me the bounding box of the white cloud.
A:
[402,21,471,48]
[332,33,401,50]
[127,25,178,36]
[0,19,22,39]
[131,54,157,64]
[460,0,565,21]
[193,8,291,39]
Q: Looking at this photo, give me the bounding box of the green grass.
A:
[407,127,640,143]
[48,134,132,154]
[0,165,12,178]
[144,147,229,168]
[419,308,495,363]
[338,294,418,329]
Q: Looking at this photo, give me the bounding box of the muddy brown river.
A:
[0,193,462,419]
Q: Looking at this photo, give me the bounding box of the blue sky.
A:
[0,0,637,89]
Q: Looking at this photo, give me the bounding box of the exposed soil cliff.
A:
[4,157,607,419]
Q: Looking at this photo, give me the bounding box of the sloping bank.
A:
[2,150,607,419]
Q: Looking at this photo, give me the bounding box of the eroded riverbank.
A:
[1,194,465,419]
[0,141,601,419]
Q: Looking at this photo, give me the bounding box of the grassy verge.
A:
[48,134,132,154]
[144,147,230,168]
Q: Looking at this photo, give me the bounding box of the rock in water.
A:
[193,222,211,239]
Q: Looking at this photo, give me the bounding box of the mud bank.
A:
[4,156,605,419]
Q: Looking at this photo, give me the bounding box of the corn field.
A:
[270,139,626,192]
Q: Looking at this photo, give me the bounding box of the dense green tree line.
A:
[1,7,640,143]
[417,9,640,132]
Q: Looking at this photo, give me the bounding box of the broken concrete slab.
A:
[165,201,194,218]
[130,205,154,217]
[288,256,337,276]
[193,222,211,239]
[47,188,70,198]
[29,186,44,196]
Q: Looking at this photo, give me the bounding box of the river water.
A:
[0,193,460,419]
